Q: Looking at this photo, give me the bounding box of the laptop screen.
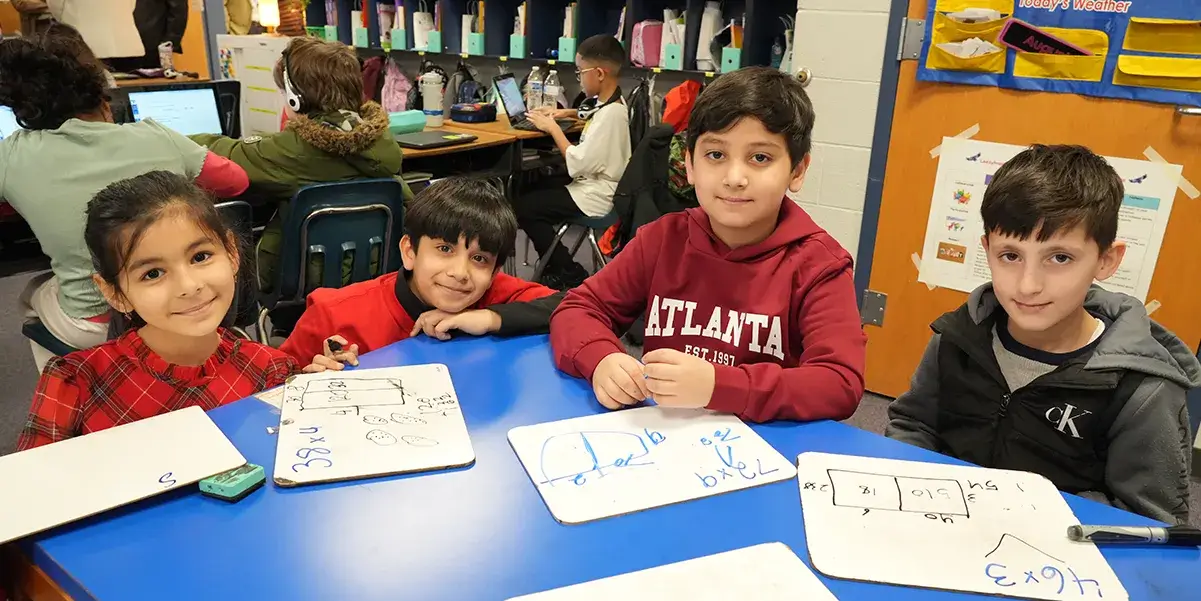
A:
[128,88,223,136]
[0,106,22,141]
[494,75,527,119]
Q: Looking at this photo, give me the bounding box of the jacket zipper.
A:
[991,392,1012,463]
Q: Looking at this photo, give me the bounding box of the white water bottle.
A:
[526,66,544,110]
[543,70,561,110]
[420,71,444,126]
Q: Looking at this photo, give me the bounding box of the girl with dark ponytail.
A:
[16,172,342,451]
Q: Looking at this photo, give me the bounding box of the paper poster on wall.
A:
[240,45,285,136]
[918,138,1181,302]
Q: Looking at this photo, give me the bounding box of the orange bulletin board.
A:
[863,0,1201,398]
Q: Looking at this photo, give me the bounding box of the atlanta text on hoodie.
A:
[550,200,868,423]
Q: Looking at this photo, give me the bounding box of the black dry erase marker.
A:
[1067,525,1201,546]
[327,338,343,352]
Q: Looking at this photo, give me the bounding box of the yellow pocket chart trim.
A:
[931,12,1008,45]
[1123,18,1201,55]
[928,43,1008,74]
[935,0,1014,13]
[1114,55,1201,92]
[928,13,1008,74]
[1014,28,1108,82]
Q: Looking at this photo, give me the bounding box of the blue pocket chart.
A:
[919,0,1201,106]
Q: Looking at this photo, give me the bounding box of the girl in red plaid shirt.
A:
[17,172,356,450]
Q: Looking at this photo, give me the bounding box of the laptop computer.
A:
[127,87,224,136]
[395,130,478,150]
[0,106,23,141]
[492,73,576,133]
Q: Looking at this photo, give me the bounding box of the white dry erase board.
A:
[0,406,246,544]
[507,542,838,600]
[508,406,795,524]
[273,364,474,487]
[797,452,1128,601]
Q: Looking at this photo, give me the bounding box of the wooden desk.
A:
[398,125,516,159]
[444,118,583,140]
[113,77,210,88]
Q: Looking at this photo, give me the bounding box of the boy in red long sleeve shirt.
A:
[282,178,561,367]
[550,67,867,423]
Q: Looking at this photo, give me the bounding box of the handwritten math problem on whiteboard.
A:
[272,364,475,487]
[797,452,1127,601]
[508,407,795,524]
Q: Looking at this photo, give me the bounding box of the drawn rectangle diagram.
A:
[299,377,409,412]
[896,476,968,516]
[828,469,902,511]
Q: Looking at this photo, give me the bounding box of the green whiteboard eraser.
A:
[199,464,265,503]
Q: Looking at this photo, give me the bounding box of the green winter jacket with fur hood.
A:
[191,102,406,292]
[190,101,403,200]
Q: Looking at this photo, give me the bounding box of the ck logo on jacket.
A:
[643,294,786,362]
[1045,403,1092,439]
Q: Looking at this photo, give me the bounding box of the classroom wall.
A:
[787,0,892,263]
[0,2,19,35]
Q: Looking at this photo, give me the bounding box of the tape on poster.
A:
[1144,299,1162,316]
[1143,147,1199,200]
[911,252,937,291]
[929,124,981,159]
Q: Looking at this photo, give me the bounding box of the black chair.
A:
[215,201,259,340]
[257,179,407,341]
[21,319,80,360]
[531,212,618,282]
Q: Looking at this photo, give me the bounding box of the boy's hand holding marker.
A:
[642,349,716,410]
[591,350,716,411]
[302,336,360,373]
[410,309,502,340]
[592,353,651,410]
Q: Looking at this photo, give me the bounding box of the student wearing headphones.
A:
[189,36,404,299]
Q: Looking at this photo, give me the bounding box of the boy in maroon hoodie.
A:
[549,67,867,423]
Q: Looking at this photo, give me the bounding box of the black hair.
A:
[85,171,242,333]
[0,32,108,130]
[685,66,815,169]
[981,144,1123,251]
[404,177,518,264]
[577,34,626,75]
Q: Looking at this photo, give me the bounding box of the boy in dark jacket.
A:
[190,36,405,292]
[549,67,867,423]
[887,144,1200,524]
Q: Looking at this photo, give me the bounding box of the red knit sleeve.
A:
[196,151,250,198]
[17,357,85,450]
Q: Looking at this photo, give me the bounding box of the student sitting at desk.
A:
[549,67,867,423]
[513,34,632,290]
[281,178,561,370]
[886,145,1201,525]
[0,30,248,372]
[188,36,404,295]
[16,172,339,450]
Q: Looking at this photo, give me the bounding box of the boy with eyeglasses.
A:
[514,34,631,290]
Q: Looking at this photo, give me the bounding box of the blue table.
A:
[28,335,1201,600]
